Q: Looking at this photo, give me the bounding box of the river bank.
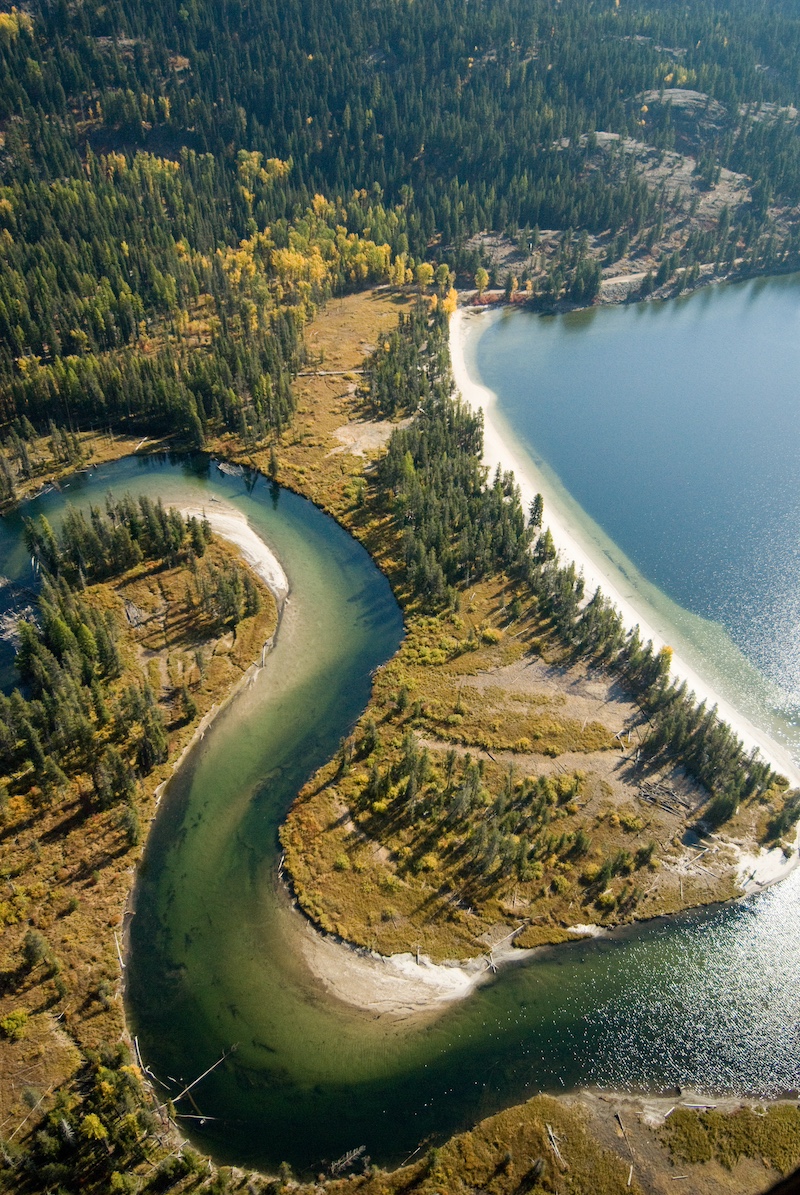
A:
[0,493,281,1136]
[165,491,786,1023]
[5,293,797,1191]
[449,305,800,809]
[180,495,290,606]
[141,497,498,1021]
[135,499,289,823]
[108,301,800,1187]
[294,915,497,1019]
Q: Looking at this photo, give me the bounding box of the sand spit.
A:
[179,502,289,605]
[449,306,800,796]
[296,917,533,1019]
[736,842,798,892]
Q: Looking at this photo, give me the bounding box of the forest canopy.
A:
[1,0,800,447]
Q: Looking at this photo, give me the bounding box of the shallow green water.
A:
[2,454,799,1176]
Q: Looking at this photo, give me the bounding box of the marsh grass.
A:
[663,1105,800,1174]
[327,1095,644,1194]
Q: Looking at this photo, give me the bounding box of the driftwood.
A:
[154,1046,237,1120]
[297,368,364,377]
[616,1112,634,1159]
[329,1145,367,1176]
[545,1123,567,1170]
[637,780,698,816]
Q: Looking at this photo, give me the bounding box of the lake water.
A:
[1,452,799,1175]
[467,275,800,765]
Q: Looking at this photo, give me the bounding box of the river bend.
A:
[0,453,797,1174]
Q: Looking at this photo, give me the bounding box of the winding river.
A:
[1,452,799,1176]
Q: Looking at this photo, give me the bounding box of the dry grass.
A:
[206,288,416,529]
[281,570,745,959]
[663,1105,800,1175]
[327,1095,645,1195]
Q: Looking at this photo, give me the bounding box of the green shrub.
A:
[0,1009,29,1041]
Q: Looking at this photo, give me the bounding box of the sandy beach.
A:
[296,920,488,1018]
[449,305,800,803]
[179,502,290,605]
[295,915,540,1019]
[144,499,289,812]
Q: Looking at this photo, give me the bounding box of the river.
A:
[0,451,798,1176]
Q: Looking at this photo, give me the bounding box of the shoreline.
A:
[122,498,288,935]
[168,454,795,1019]
[449,305,800,872]
[127,442,798,1023]
[179,499,290,606]
[293,915,508,1020]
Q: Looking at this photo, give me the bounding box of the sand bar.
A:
[179,502,289,605]
[449,306,800,796]
[295,917,534,1020]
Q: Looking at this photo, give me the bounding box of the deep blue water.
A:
[471,275,800,723]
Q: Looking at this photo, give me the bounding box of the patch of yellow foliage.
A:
[0,7,32,39]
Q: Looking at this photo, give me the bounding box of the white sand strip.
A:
[180,504,289,605]
[736,842,798,892]
[449,307,800,790]
[296,918,532,1019]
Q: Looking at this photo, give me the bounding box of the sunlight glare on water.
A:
[583,869,800,1096]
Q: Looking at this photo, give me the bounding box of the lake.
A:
[466,275,800,768]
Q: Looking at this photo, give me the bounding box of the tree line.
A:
[374,305,532,607]
[24,493,212,582]
[2,0,800,450]
[367,303,797,833]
